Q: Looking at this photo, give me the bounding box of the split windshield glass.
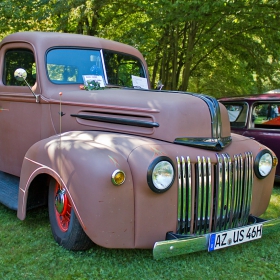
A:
[46,48,145,88]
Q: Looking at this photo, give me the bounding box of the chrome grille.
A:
[176,152,253,235]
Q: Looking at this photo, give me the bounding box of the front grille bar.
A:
[177,156,191,233]
[176,152,254,235]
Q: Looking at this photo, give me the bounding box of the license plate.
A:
[208,224,263,252]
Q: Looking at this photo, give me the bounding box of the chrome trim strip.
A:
[196,156,202,234]
[71,114,159,128]
[239,154,245,225]
[207,157,212,231]
[232,155,238,227]
[202,156,207,233]
[222,153,228,230]
[174,137,232,151]
[243,152,254,224]
[242,152,249,225]
[227,154,233,228]
[237,155,242,226]
[187,156,192,233]
[100,49,108,84]
[215,153,223,231]
[176,157,182,232]
[197,95,221,139]
[182,157,187,234]
[153,218,280,260]
[234,154,242,227]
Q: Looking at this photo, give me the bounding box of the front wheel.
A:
[48,179,93,250]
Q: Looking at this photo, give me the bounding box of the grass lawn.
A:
[254,116,268,124]
[1,188,280,280]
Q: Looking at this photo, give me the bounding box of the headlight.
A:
[254,149,273,179]
[147,157,175,193]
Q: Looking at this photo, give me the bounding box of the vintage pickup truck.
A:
[0,32,279,259]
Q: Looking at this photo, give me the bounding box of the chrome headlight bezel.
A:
[147,156,175,193]
[254,149,273,179]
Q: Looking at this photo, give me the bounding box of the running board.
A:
[0,171,20,210]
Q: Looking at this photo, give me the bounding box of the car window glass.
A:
[47,49,104,84]
[103,51,145,87]
[253,103,280,129]
[3,49,36,86]
[46,48,146,88]
[224,104,248,127]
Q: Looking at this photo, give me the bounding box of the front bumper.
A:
[153,217,280,259]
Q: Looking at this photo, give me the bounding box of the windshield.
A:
[103,50,146,87]
[46,48,146,88]
[224,103,249,127]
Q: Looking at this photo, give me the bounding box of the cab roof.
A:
[0,31,144,60]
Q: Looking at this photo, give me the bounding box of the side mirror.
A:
[14,68,27,82]
[156,80,164,90]
[14,68,40,103]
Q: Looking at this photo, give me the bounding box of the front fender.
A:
[18,131,135,248]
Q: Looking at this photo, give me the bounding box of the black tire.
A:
[48,179,93,251]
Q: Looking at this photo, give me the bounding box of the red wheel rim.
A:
[54,182,71,232]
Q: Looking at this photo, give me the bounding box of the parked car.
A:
[219,92,280,183]
[0,32,279,259]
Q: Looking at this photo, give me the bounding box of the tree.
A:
[97,0,280,96]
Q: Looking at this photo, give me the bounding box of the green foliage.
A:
[1,0,280,97]
[0,188,280,279]
[93,0,280,95]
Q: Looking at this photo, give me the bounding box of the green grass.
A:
[254,116,268,124]
[1,189,280,280]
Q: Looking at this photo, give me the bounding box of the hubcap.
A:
[55,189,68,215]
[54,183,71,232]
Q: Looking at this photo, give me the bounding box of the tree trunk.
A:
[181,21,198,91]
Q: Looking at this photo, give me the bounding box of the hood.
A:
[48,87,231,151]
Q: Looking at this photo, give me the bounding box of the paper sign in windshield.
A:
[132,75,149,89]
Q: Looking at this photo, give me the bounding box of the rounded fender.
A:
[17,131,135,248]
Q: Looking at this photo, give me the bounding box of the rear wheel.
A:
[48,179,93,250]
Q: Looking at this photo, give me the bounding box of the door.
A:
[0,44,42,176]
[243,101,280,179]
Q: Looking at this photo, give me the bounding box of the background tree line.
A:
[1,0,280,98]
